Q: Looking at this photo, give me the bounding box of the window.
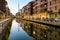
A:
[54,0,57,4]
[36,0,37,1]
[55,6,57,10]
[45,0,47,1]
[55,14,57,17]
[50,2,51,5]
[44,5,47,7]
[40,0,42,2]
[50,8,51,11]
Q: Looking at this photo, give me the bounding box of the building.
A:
[33,0,47,13]
[20,1,34,19]
[26,1,34,15]
[0,0,7,19]
[47,0,60,18]
[47,0,60,12]
[32,0,49,19]
[33,0,60,12]
[23,1,34,15]
[16,12,20,18]
[0,0,7,12]
[33,0,60,18]
[20,6,26,18]
[0,0,12,18]
[19,0,60,19]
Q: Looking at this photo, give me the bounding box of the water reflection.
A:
[16,19,60,40]
[9,19,33,40]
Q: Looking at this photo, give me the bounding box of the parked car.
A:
[55,18,60,22]
[43,18,55,22]
[49,18,55,22]
[43,18,49,21]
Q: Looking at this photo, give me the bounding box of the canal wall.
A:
[0,18,12,40]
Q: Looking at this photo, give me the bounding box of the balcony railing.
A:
[48,3,60,8]
[39,0,52,5]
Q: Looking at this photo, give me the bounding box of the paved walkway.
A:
[0,18,11,34]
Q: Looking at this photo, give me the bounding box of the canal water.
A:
[8,19,33,40]
[15,19,60,40]
[2,19,60,40]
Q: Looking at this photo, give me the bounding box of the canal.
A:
[8,19,33,40]
[1,19,60,40]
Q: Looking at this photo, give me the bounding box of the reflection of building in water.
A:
[22,22,33,37]
[32,24,60,40]
[16,19,60,40]
[20,20,60,40]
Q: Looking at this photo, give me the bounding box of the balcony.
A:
[40,1,47,5]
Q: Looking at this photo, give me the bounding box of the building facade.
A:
[32,0,49,19]
[33,0,60,12]
[0,0,13,18]
[33,0,60,18]
[20,1,34,19]
[20,0,60,19]
[0,0,7,12]
[47,0,60,18]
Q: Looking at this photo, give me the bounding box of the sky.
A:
[6,0,32,15]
